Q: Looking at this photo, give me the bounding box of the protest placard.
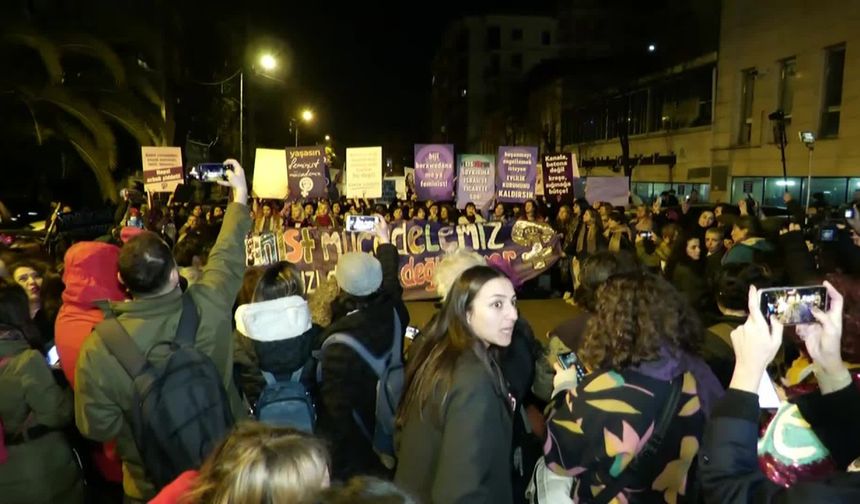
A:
[496,146,538,203]
[585,176,630,207]
[252,148,289,199]
[286,146,326,199]
[345,147,383,198]
[414,144,455,201]
[455,154,495,211]
[141,146,183,193]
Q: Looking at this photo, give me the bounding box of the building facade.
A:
[558,0,860,206]
[431,15,558,153]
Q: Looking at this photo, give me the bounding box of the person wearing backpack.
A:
[233,261,322,430]
[394,266,518,503]
[316,216,409,481]
[0,283,84,503]
[74,159,252,502]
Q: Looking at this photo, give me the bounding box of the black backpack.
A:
[96,295,234,489]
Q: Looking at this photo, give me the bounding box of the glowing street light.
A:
[301,109,314,122]
[259,53,277,71]
[647,44,656,53]
[325,134,331,142]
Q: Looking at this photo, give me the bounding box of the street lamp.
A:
[239,53,279,165]
[324,134,331,142]
[293,108,314,147]
[259,53,277,71]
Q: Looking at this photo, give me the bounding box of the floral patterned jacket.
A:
[544,369,708,504]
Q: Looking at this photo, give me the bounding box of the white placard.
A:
[252,148,288,199]
[346,147,383,198]
[585,176,630,207]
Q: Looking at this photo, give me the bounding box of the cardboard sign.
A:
[585,177,630,207]
[542,153,578,200]
[141,146,183,193]
[497,146,538,203]
[286,146,327,199]
[456,154,495,211]
[252,148,289,199]
[414,144,455,201]
[346,147,383,198]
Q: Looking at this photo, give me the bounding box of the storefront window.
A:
[763,177,801,207]
[731,177,764,203]
[800,178,847,207]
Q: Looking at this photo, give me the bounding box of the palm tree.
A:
[1,28,168,202]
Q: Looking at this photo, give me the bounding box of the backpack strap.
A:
[592,378,684,504]
[174,294,200,346]
[389,307,403,365]
[261,368,303,386]
[98,318,148,379]
[321,333,386,377]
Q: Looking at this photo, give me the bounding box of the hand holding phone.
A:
[557,351,588,382]
[189,163,230,183]
[759,285,829,326]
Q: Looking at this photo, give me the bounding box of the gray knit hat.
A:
[335,252,383,296]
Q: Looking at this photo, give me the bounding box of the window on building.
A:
[542,30,551,45]
[731,177,765,203]
[512,28,523,41]
[511,53,523,70]
[820,44,846,138]
[487,26,501,50]
[738,68,756,145]
[778,57,797,119]
[801,177,848,207]
[764,177,801,206]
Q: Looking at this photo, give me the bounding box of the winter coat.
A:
[699,387,860,503]
[544,358,720,504]
[395,349,514,504]
[73,202,252,500]
[670,262,709,311]
[55,241,127,388]
[722,237,774,265]
[0,329,84,503]
[233,295,322,405]
[315,243,409,480]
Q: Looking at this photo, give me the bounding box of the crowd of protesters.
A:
[1,159,860,504]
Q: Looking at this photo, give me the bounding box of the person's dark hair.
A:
[734,215,762,239]
[608,210,625,225]
[396,266,508,427]
[317,477,416,504]
[236,267,265,311]
[118,231,175,296]
[0,282,41,347]
[573,251,640,312]
[582,272,703,370]
[173,236,209,268]
[715,262,772,312]
[253,261,304,302]
[665,232,705,279]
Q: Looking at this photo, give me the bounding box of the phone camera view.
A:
[188,163,229,182]
[346,215,378,233]
[760,286,828,326]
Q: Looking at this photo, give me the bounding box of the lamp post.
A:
[293,109,314,147]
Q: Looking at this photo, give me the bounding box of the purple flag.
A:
[456,154,495,211]
[542,152,577,201]
[496,146,538,203]
[286,146,327,199]
[414,144,455,201]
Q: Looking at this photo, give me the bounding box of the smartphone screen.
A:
[846,208,856,219]
[638,231,653,239]
[46,345,60,367]
[404,326,419,340]
[191,163,228,183]
[557,351,588,381]
[346,215,378,233]
[759,286,828,326]
[819,228,837,242]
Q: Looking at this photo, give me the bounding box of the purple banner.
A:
[414,144,455,201]
[286,146,327,199]
[542,153,575,201]
[245,221,562,300]
[456,154,495,211]
[497,146,538,203]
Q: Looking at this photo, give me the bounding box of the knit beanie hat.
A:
[335,252,382,297]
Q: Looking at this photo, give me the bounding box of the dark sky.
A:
[248,1,555,150]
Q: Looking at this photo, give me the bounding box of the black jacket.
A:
[316,243,409,480]
[699,386,860,503]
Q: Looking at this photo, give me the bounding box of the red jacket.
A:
[55,241,127,483]
[149,470,198,504]
[55,241,127,386]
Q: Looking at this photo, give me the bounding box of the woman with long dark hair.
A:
[666,232,709,313]
[395,266,518,503]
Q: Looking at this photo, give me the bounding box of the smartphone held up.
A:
[188,163,231,183]
[345,215,379,233]
[759,285,829,326]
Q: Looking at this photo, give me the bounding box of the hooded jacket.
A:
[0,327,84,503]
[55,241,127,387]
[74,203,252,501]
[722,237,775,265]
[233,295,322,405]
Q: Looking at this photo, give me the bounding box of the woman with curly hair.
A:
[543,272,723,504]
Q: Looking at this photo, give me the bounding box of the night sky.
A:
[249,1,555,149]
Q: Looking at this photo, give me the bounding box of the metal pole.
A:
[804,147,814,219]
[239,71,244,166]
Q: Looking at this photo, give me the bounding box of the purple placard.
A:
[286,146,327,199]
[542,152,575,201]
[497,146,538,203]
[414,144,455,201]
[456,154,495,210]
